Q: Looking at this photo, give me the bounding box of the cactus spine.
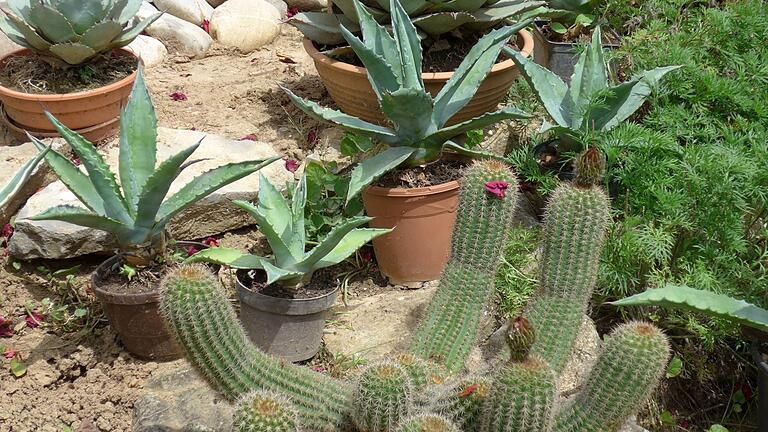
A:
[552,322,670,432]
[353,362,412,432]
[234,391,298,432]
[524,152,611,372]
[159,265,352,431]
[410,160,520,372]
[395,414,460,432]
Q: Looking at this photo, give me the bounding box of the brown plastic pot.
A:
[304,30,535,126]
[236,269,338,362]
[91,241,210,361]
[362,180,460,285]
[0,48,138,142]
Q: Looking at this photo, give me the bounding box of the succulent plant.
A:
[0,145,49,210]
[0,0,162,66]
[505,26,680,149]
[290,0,543,45]
[186,172,390,294]
[234,391,299,432]
[160,156,671,432]
[28,68,279,265]
[285,0,531,201]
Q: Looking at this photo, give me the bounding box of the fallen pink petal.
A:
[306,129,318,146]
[0,316,13,338]
[170,91,188,101]
[286,7,300,18]
[185,245,200,257]
[239,134,258,141]
[484,181,509,199]
[2,348,16,359]
[202,19,210,34]
[284,159,299,172]
[25,311,43,329]
[1,223,13,239]
[203,237,220,248]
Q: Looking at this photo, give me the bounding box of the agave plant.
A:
[284,0,531,201]
[0,0,162,66]
[289,0,543,45]
[27,68,280,264]
[0,146,49,211]
[505,26,680,148]
[187,173,390,294]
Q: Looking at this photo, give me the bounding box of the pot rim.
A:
[1,106,119,135]
[0,48,140,100]
[235,269,339,315]
[302,29,534,80]
[91,240,210,305]
[363,178,460,197]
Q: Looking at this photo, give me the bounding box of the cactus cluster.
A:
[159,156,670,432]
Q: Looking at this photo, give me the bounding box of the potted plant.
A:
[505,27,679,176]
[530,0,621,81]
[26,69,280,360]
[612,285,768,430]
[289,0,542,125]
[187,173,390,362]
[0,0,161,141]
[284,0,531,284]
[0,144,49,224]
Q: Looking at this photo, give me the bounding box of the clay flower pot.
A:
[362,180,460,285]
[531,21,620,82]
[303,30,535,126]
[0,48,139,143]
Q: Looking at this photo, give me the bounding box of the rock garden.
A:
[0,0,766,431]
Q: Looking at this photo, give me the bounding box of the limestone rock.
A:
[137,1,213,59]
[284,0,326,11]
[133,363,234,432]
[0,30,22,58]
[154,0,214,26]
[209,0,281,52]
[324,285,437,362]
[8,128,290,260]
[264,0,288,18]
[125,35,168,68]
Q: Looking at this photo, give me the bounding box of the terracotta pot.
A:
[362,180,460,285]
[0,48,138,142]
[303,30,535,126]
[91,241,211,361]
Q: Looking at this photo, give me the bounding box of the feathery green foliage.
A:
[0,0,161,66]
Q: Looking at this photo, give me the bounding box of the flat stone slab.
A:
[8,128,289,259]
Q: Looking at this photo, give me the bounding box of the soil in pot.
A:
[247,266,338,300]
[376,159,466,189]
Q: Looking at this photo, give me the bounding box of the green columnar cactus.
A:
[552,322,671,432]
[395,414,460,432]
[158,265,353,431]
[234,391,298,432]
[410,160,519,372]
[524,151,610,372]
[394,354,446,390]
[353,362,412,432]
[433,376,493,432]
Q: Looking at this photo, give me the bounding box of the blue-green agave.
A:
[0,0,162,66]
[28,68,280,262]
[285,0,532,202]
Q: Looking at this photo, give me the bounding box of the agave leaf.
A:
[568,26,608,123]
[504,45,573,128]
[333,0,389,22]
[2,11,51,51]
[308,228,392,270]
[108,12,162,48]
[55,0,107,34]
[29,135,106,215]
[298,216,373,271]
[351,0,398,74]
[389,0,422,90]
[372,0,429,14]
[30,205,131,237]
[290,174,307,259]
[156,157,280,229]
[340,23,401,98]
[443,140,509,162]
[433,23,527,126]
[79,20,123,51]
[411,11,475,36]
[423,106,531,147]
[49,43,97,65]
[470,0,545,22]
[379,87,434,142]
[610,285,768,333]
[44,112,130,223]
[255,173,293,244]
[0,146,49,209]
[588,66,681,131]
[282,86,398,143]
[232,199,299,267]
[287,12,351,46]
[185,247,267,269]
[0,15,33,49]
[262,260,305,286]
[6,0,32,22]
[29,3,76,43]
[113,0,144,25]
[547,0,599,14]
[430,0,487,12]
[119,68,158,214]
[346,146,417,202]
[134,141,201,231]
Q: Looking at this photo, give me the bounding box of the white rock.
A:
[284,0,326,11]
[154,0,214,26]
[124,35,168,68]
[209,0,281,52]
[137,1,213,59]
[264,0,288,17]
[8,128,290,260]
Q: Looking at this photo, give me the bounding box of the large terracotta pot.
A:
[0,48,138,142]
[304,30,535,126]
[362,180,460,285]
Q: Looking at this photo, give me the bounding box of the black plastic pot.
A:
[532,21,621,83]
[91,241,211,361]
[754,343,768,431]
[236,270,338,362]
